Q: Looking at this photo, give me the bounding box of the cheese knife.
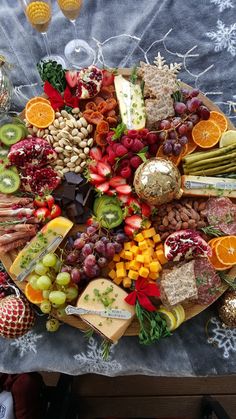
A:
[65,305,132,319]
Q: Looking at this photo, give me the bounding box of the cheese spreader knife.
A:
[65,305,132,320]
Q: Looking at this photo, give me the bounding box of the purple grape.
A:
[82,243,94,258]
[87,226,97,235]
[198,105,210,120]
[172,117,182,127]
[178,124,188,136]
[80,233,88,241]
[173,143,182,156]
[76,232,81,238]
[94,240,106,254]
[61,265,72,273]
[79,268,87,281]
[186,98,202,112]
[179,136,188,145]
[163,142,173,155]
[89,233,100,243]
[84,264,100,278]
[66,252,79,264]
[186,121,194,132]
[71,268,81,284]
[106,242,115,258]
[188,113,200,125]
[174,102,187,115]
[158,131,167,141]
[84,254,96,268]
[169,130,177,140]
[116,233,126,243]
[100,236,109,244]
[114,242,122,253]
[181,88,191,97]
[97,257,108,268]
[74,238,85,249]
[189,88,200,98]
[159,119,171,130]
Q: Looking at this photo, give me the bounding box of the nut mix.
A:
[25,108,93,177]
[153,198,207,240]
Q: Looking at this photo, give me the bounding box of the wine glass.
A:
[19,0,66,67]
[57,0,95,68]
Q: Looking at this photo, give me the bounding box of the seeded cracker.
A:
[160,260,198,306]
[138,53,181,128]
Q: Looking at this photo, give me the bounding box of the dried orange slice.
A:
[26,96,50,112]
[215,236,236,266]
[192,120,221,148]
[25,283,44,304]
[209,111,228,134]
[25,102,55,128]
[157,144,187,166]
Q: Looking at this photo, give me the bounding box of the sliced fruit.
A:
[0,148,9,159]
[93,196,119,216]
[65,70,78,88]
[164,230,212,262]
[97,203,123,229]
[192,120,221,148]
[209,111,228,134]
[109,176,126,188]
[157,307,177,331]
[208,237,222,249]
[25,282,44,304]
[97,161,111,177]
[96,181,110,193]
[0,123,24,146]
[184,134,197,155]
[209,246,232,270]
[25,102,55,129]
[219,130,236,148]
[90,173,105,184]
[171,304,185,328]
[0,169,20,194]
[157,144,186,166]
[89,146,103,162]
[25,96,50,111]
[125,215,142,230]
[115,184,132,195]
[215,236,236,266]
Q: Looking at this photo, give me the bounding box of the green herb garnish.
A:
[136,302,171,345]
[83,328,94,339]
[201,226,225,237]
[130,66,138,84]
[101,339,112,360]
[37,60,66,93]
[111,122,127,140]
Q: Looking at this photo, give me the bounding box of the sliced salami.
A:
[194,258,222,305]
[206,197,236,235]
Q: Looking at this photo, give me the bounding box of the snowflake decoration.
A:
[10,331,43,357]
[210,0,234,12]
[207,317,236,358]
[206,19,236,56]
[153,52,182,74]
[74,337,122,375]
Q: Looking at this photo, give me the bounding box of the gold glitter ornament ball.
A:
[133,158,182,206]
[218,290,236,328]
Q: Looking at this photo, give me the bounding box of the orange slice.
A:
[184,134,197,155]
[25,102,55,128]
[156,144,187,166]
[209,111,228,134]
[26,97,50,112]
[209,246,232,270]
[215,236,236,266]
[25,283,44,304]
[192,120,221,148]
[208,237,222,249]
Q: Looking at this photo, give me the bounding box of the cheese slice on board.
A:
[76,278,135,342]
[10,216,73,282]
[182,175,236,198]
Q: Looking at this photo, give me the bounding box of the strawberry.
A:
[97,162,111,177]
[120,166,132,179]
[34,195,47,208]
[109,176,126,188]
[45,195,55,210]
[89,146,103,162]
[65,70,78,88]
[118,194,129,204]
[141,202,151,218]
[102,70,114,86]
[127,196,141,214]
[50,204,62,219]
[115,184,132,195]
[96,182,110,193]
[34,207,51,223]
[106,188,116,196]
[90,173,105,184]
[125,215,142,230]
[88,162,98,174]
[124,224,136,237]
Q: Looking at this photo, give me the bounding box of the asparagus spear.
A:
[183,144,236,165]
[190,162,236,176]
[183,158,236,174]
[184,152,236,169]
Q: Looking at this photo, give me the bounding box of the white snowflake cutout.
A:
[206,19,236,56]
[209,0,234,12]
[207,317,236,358]
[74,337,122,375]
[10,331,43,358]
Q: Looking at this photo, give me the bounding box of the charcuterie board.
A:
[0,66,235,337]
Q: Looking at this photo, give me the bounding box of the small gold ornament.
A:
[218,290,236,328]
[133,158,182,206]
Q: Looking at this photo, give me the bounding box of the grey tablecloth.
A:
[0,0,236,377]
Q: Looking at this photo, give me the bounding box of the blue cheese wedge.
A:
[114,75,146,130]
[76,278,135,342]
[182,175,236,198]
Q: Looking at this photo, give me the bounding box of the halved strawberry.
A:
[117,194,129,204]
[90,173,105,184]
[65,70,78,88]
[97,161,112,177]
[88,162,98,174]
[141,202,151,218]
[106,188,116,196]
[127,196,141,214]
[109,176,126,188]
[89,147,103,162]
[115,184,132,195]
[125,215,142,230]
[96,182,110,193]
[124,224,136,237]
[102,70,114,87]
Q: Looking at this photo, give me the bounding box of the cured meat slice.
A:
[194,258,222,305]
[206,197,236,235]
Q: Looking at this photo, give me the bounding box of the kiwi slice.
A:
[12,117,28,137]
[94,196,119,216]
[0,148,9,159]
[0,158,18,174]
[0,123,24,146]
[97,203,123,229]
[0,169,20,194]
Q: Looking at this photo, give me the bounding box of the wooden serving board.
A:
[0,69,235,336]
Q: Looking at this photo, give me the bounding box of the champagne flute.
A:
[57,0,95,68]
[19,0,66,66]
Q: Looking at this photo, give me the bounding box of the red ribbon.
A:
[125,277,160,311]
[44,81,79,110]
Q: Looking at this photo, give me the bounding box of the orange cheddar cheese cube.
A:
[109,269,116,280]
[155,243,164,251]
[134,232,144,242]
[125,261,131,270]
[108,261,115,270]
[156,249,168,265]
[149,271,159,280]
[143,248,154,256]
[143,227,156,238]
[139,267,149,278]
[128,269,139,280]
[131,245,139,255]
[136,254,145,263]
[124,242,132,251]
[113,254,120,262]
[123,277,132,288]
[129,260,141,270]
[150,261,162,273]
[117,268,126,278]
[153,233,161,244]
[147,239,155,247]
[116,262,125,270]
[138,240,148,251]
[143,255,151,264]
[124,251,133,260]
[119,249,126,258]
[113,276,123,285]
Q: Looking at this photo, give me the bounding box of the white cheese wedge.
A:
[182,175,236,198]
[114,75,146,130]
[76,278,135,342]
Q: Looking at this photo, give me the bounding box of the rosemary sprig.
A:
[83,327,94,340]
[218,270,236,289]
[136,302,170,345]
[130,66,138,84]
[201,226,225,237]
[101,339,112,360]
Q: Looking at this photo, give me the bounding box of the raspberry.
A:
[131,139,144,153]
[127,129,138,138]
[115,144,128,157]
[149,143,158,155]
[121,136,133,149]
[119,159,130,168]
[120,166,132,178]
[138,128,149,138]
[130,155,142,169]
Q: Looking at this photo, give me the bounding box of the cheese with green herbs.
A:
[76,278,135,342]
[182,175,236,198]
